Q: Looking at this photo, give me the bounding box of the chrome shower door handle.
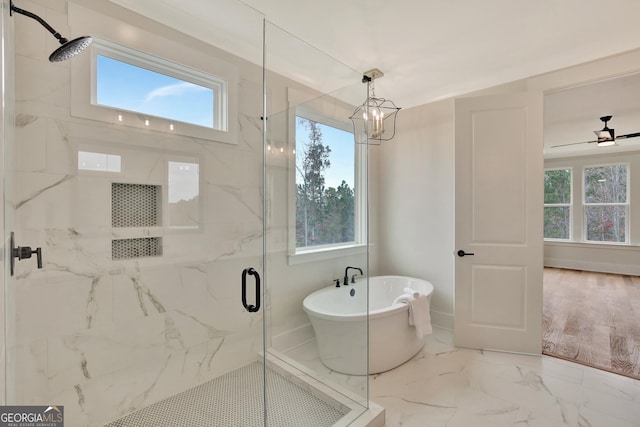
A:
[241,267,261,313]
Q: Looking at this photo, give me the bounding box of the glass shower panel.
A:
[264,21,371,422]
[5,0,268,425]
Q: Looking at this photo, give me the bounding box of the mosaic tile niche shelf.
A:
[111,183,162,259]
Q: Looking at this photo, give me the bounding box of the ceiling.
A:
[544,73,640,157]
[107,0,640,155]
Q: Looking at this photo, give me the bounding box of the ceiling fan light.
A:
[597,139,616,147]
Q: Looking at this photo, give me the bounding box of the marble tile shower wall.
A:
[10,2,267,425]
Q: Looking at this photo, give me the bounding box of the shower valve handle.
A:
[16,246,43,267]
[10,232,43,276]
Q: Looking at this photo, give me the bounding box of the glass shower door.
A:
[263,20,372,425]
[3,0,270,425]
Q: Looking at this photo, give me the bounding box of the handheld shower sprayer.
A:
[10,0,92,62]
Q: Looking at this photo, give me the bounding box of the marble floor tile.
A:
[285,327,640,427]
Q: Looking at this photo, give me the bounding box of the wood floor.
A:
[543,267,640,380]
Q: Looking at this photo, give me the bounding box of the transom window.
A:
[93,39,226,131]
[72,36,238,143]
[96,55,216,129]
[583,164,628,243]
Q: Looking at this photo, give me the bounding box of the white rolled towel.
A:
[399,287,432,339]
[392,292,415,306]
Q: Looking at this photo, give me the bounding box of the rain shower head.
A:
[10,0,92,62]
[48,36,93,62]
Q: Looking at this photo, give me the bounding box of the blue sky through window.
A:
[96,55,214,128]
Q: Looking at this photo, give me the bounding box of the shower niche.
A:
[111,182,163,259]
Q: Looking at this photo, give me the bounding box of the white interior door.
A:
[454,92,543,354]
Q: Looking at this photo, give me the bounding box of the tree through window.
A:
[544,169,572,240]
[584,164,628,243]
[295,117,355,248]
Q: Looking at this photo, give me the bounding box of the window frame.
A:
[543,167,573,241]
[582,163,629,244]
[288,106,367,264]
[71,36,239,144]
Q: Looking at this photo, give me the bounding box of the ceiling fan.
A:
[551,115,640,148]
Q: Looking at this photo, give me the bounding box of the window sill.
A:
[288,243,367,266]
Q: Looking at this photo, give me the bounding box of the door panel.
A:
[471,108,527,243]
[454,92,543,354]
[471,265,525,328]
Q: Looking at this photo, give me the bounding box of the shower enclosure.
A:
[2,0,377,425]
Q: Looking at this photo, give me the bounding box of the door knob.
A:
[457,250,475,257]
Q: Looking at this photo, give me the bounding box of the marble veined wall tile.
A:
[112,273,170,322]
[207,183,262,225]
[159,235,208,264]
[45,316,263,426]
[164,310,226,351]
[56,357,174,426]
[46,118,75,175]
[46,315,166,396]
[200,223,263,263]
[12,171,75,230]
[15,113,47,172]
[237,79,264,153]
[114,265,207,317]
[6,339,48,404]
[13,2,48,60]
[202,144,243,188]
[241,150,264,188]
[43,229,114,284]
[15,55,70,112]
[69,176,112,230]
[13,275,112,345]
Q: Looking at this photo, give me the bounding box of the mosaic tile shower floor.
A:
[104,361,346,427]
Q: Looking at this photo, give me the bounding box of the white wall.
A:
[378,99,455,329]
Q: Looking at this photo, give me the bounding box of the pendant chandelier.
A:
[350,69,401,145]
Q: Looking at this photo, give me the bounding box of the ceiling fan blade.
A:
[550,139,597,148]
[616,132,640,140]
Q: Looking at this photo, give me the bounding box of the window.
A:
[92,39,226,131]
[295,115,358,250]
[544,168,572,240]
[96,55,217,129]
[584,164,628,243]
[71,35,238,143]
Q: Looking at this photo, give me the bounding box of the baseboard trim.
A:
[544,258,640,276]
[430,309,454,331]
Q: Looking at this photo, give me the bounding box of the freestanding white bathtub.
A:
[303,275,434,375]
